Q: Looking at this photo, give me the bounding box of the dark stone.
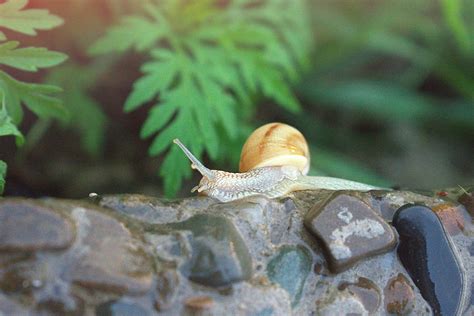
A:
[168,214,252,287]
[266,245,312,306]
[66,205,153,294]
[392,204,465,316]
[0,200,75,251]
[338,277,380,314]
[384,273,415,315]
[95,300,150,316]
[304,193,397,272]
[36,297,85,316]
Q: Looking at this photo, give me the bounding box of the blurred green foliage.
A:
[0,0,67,193]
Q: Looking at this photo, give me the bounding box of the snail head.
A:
[173,139,216,193]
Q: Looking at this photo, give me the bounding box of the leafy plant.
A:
[0,0,68,194]
[90,0,312,196]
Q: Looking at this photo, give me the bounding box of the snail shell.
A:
[239,122,310,175]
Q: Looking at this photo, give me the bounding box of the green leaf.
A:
[0,41,67,72]
[309,146,391,187]
[440,0,471,53]
[299,80,433,121]
[0,0,63,36]
[0,70,67,124]
[89,16,166,55]
[45,63,108,156]
[125,59,178,112]
[96,0,313,197]
[0,160,6,194]
[0,100,24,145]
[140,102,177,138]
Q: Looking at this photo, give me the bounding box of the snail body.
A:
[174,123,384,202]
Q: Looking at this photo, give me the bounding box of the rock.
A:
[338,277,380,314]
[154,269,179,311]
[316,287,369,316]
[0,191,472,315]
[65,205,153,294]
[0,200,75,251]
[392,204,466,316]
[384,273,415,315]
[266,245,312,306]
[168,214,252,287]
[304,193,397,272]
[184,295,214,310]
[431,203,464,235]
[0,294,29,315]
[458,192,474,217]
[95,300,150,316]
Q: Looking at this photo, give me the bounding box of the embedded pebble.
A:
[66,206,153,294]
[338,277,380,314]
[384,273,415,315]
[392,204,466,316]
[95,300,150,316]
[184,295,214,310]
[168,214,252,287]
[154,269,179,311]
[266,245,312,306]
[0,200,75,251]
[304,193,397,272]
[431,203,464,235]
[458,192,474,217]
[0,192,471,315]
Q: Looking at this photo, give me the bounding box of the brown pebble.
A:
[384,273,415,315]
[458,193,474,217]
[338,277,380,313]
[432,203,464,235]
[185,296,214,310]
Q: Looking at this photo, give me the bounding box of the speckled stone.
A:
[0,200,75,251]
[266,245,312,306]
[384,273,415,315]
[304,193,397,272]
[168,214,253,287]
[393,204,466,316]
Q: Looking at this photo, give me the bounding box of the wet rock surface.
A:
[393,204,467,316]
[0,188,472,315]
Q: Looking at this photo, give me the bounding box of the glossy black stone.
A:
[392,204,465,316]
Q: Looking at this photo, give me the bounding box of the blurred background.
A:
[0,0,473,199]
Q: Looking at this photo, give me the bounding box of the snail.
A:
[173,122,385,202]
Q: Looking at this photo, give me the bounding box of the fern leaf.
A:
[90,0,312,196]
[0,70,67,124]
[0,41,67,72]
[125,59,177,112]
[89,16,167,55]
[0,101,24,145]
[0,160,6,194]
[0,0,63,36]
[46,63,107,156]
